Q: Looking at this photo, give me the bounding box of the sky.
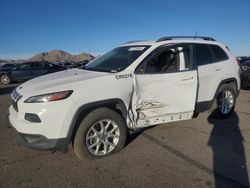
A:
[0,0,249,59]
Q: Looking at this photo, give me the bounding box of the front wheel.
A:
[0,74,11,85]
[73,108,127,160]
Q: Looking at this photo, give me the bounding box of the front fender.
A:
[65,98,128,146]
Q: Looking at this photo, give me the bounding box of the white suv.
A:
[9,36,240,160]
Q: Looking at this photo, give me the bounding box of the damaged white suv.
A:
[9,36,240,160]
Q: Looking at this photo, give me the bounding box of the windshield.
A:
[85,46,149,72]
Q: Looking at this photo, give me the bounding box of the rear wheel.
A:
[73,108,127,160]
[212,84,236,118]
[0,74,11,85]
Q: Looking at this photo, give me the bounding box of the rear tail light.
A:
[236,58,241,65]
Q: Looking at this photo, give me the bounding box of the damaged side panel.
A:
[128,71,198,128]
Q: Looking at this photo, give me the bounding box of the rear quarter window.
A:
[195,44,229,66]
[210,45,229,62]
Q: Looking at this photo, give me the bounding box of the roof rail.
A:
[123,40,147,44]
[156,36,215,42]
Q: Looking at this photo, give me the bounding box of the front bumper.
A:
[12,127,68,152]
[8,103,76,152]
[8,95,78,138]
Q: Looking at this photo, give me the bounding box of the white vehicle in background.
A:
[9,36,240,160]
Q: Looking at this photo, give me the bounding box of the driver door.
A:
[133,44,198,127]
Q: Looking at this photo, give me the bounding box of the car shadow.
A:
[208,112,249,187]
[0,86,16,95]
[125,126,156,148]
[241,86,250,91]
[125,128,144,147]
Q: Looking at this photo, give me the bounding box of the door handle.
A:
[181,76,194,81]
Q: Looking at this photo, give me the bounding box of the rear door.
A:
[133,44,198,127]
[194,44,229,102]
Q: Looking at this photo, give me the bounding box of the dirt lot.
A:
[0,84,250,188]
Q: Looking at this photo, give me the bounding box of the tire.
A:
[211,84,236,118]
[192,112,200,118]
[241,84,250,90]
[0,74,11,85]
[73,108,127,160]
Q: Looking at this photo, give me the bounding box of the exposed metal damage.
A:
[127,72,195,129]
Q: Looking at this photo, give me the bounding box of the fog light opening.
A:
[25,113,41,123]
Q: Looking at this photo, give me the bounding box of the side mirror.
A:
[135,63,146,74]
[138,67,144,74]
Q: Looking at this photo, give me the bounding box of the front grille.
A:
[10,89,22,112]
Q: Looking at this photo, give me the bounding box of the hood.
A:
[16,69,111,96]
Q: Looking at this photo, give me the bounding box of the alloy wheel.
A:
[1,75,10,84]
[218,90,234,115]
[86,119,120,156]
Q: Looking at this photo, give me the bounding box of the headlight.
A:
[24,90,73,103]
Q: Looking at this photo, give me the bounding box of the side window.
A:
[144,48,179,74]
[19,63,32,70]
[32,62,46,68]
[210,45,229,62]
[195,44,213,66]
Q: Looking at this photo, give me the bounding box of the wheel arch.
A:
[214,77,239,99]
[66,98,128,146]
[0,71,10,77]
[210,77,239,110]
[195,77,239,113]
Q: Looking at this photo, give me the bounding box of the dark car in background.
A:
[237,56,250,64]
[57,61,89,69]
[0,61,67,85]
[58,62,72,68]
[240,60,250,88]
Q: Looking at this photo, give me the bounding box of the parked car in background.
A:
[58,62,72,68]
[54,61,89,69]
[71,61,89,69]
[0,61,66,85]
[237,56,250,64]
[240,60,250,88]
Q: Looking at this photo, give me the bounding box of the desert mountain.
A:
[30,50,94,63]
[0,50,95,65]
